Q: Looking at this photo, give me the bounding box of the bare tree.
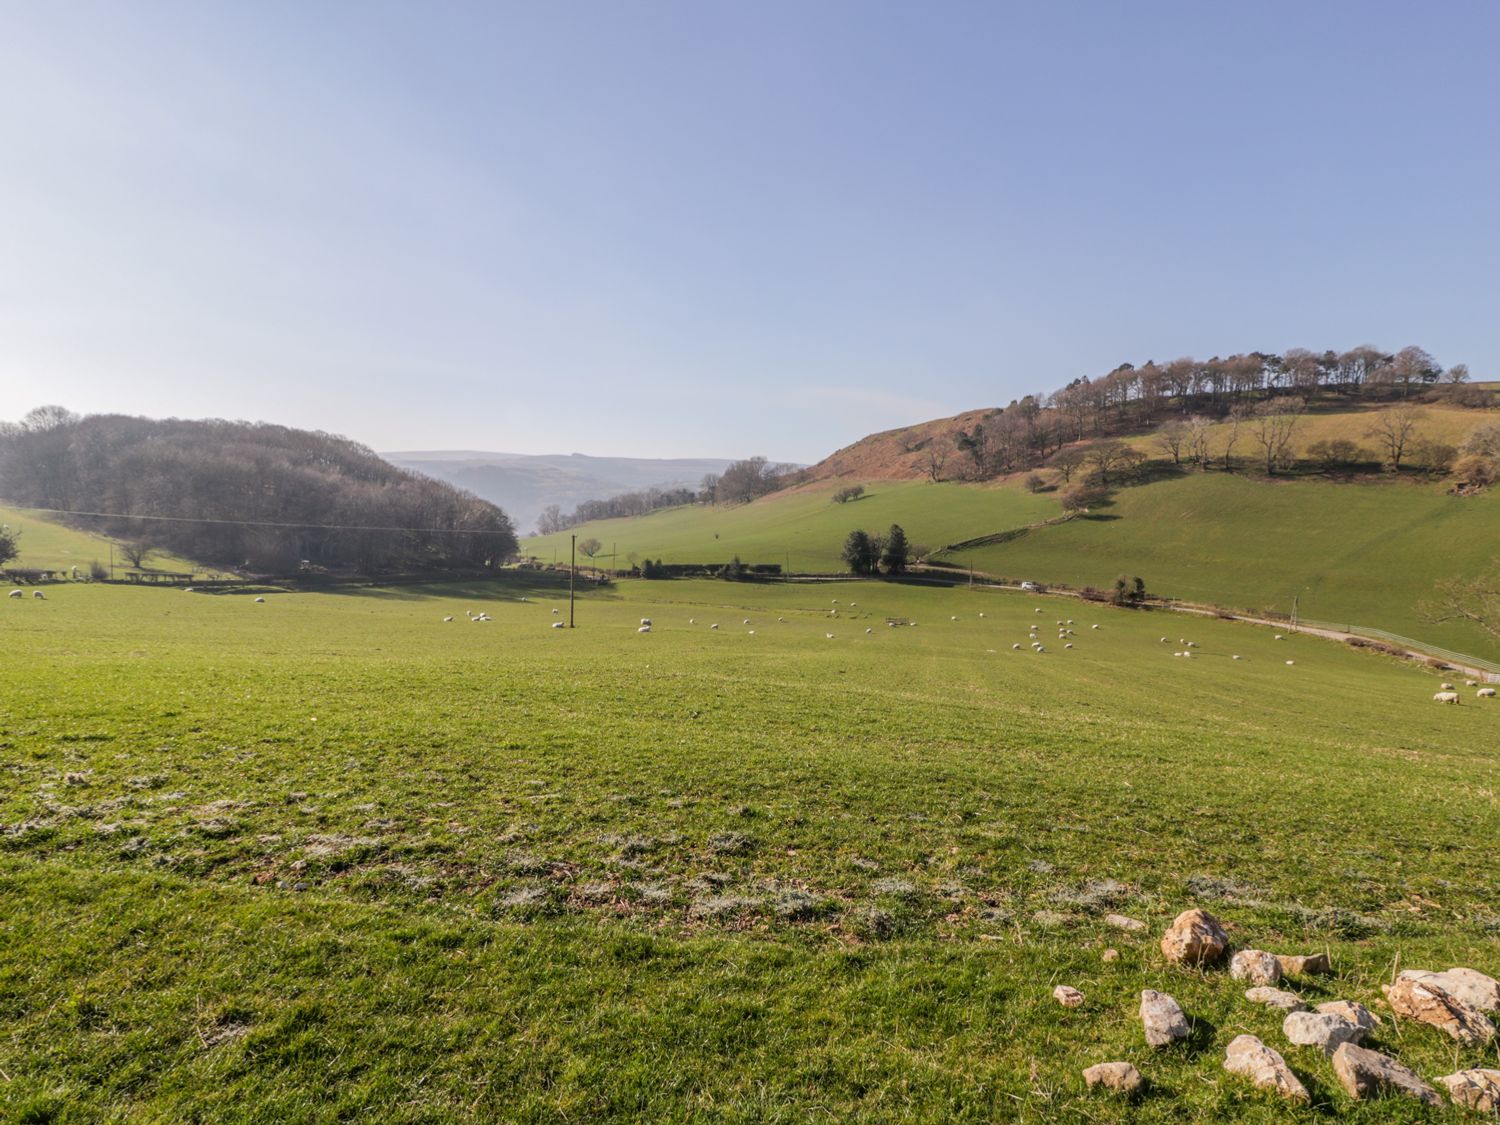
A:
[1250,397,1305,474]
[1222,404,1248,470]
[577,537,602,561]
[1081,440,1146,485]
[1366,404,1424,472]
[1047,447,1086,484]
[1154,421,1187,465]
[924,446,948,482]
[121,541,154,569]
[1185,415,1214,469]
[1425,564,1500,640]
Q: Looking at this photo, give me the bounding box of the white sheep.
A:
[32,590,45,599]
[1433,691,1460,704]
[1161,637,1169,643]
[1478,688,1497,698]
[748,630,755,635]
[1065,643,1073,649]
[1440,682,1455,691]
[1066,619,1075,626]
[951,616,958,621]
[777,617,786,623]
[1465,680,1478,687]
[254,597,265,603]
[743,618,750,625]
[443,616,454,622]
[1034,646,1045,653]
[551,608,560,616]
[641,618,652,626]
[8,590,22,599]
[1091,624,1100,630]
[865,627,872,634]
[1274,634,1284,641]
[978,612,985,618]
[826,633,835,639]
[1035,608,1043,614]
[1012,643,1022,650]
[689,618,696,625]
[710,623,719,630]
[637,625,651,633]
[551,621,564,629]
[1285,660,1295,666]
[850,602,857,608]
[1232,655,1242,660]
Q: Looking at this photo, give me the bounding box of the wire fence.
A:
[1299,619,1500,679]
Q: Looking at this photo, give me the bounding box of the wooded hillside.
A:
[0,408,517,574]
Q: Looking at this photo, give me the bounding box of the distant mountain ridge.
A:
[384,451,738,534]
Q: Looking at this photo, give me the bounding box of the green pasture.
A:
[0,504,199,577]
[522,479,1056,572]
[2,574,1497,1120]
[944,472,1500,660]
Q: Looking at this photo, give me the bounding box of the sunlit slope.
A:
[946,472,1500,658]
[523,480,1056,571]
[0,505,198,575]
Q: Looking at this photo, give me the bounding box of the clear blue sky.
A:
[1,1,1495,462]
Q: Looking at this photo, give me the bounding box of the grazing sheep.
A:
[865,627,872,634]
[443,616,454,622]
[1035,608,1043,614]
[551,621,564,629]
[1465,679,1478,687]
[32,590,45,599]
[1186,642,1197,648]
[8,590,22,599]
[641,618,652,626]
[1478,688,1496,698]
[254,597,266,603]
[850,602,857,608]
[1091,624,1100,629]
[637,625,651,633]
[710,623,719,630]
[1066,619,1075,625]
[1065,643,1073,649]
[551,608,560,616]
[1161,637,1170,643]
[826,633,835,639]
[777,617,786,623]
[689,618,696,624]
[1034,646,1045,653]
[978,612,985,618]
[748,630,755,635]
[1012,643,1022,650]
[1434,691,1460,704]
[1232,655,1242,660]
[951,616,958,621]
[1285,660,1295,666]
[1440,682,1455,691]
[743,618,750,625]
[1274,634,1284,640]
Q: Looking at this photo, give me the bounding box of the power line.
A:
[5,505,511,536]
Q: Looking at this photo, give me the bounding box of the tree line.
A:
[934,344,1477,484]
[0,407,518,574]
[535,456,806,534]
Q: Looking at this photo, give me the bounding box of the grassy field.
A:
[943,472,1500,660]
[0,504,200,577]
[3,573,1498,1120]
[522,480,1057,573]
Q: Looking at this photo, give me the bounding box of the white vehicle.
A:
[1020,580,1044,592]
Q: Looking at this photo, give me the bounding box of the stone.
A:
[1398,967,1500,1014]
[1315,1000,1380,1036]
[1222,1034,1309,1103]
[1331,1042,1441,1107]
[1159,908,1229,966]
[1102,947,1120,962]
[1275,952,1332,977]
[1383,976,1495,1046]
[1230,949,1281,986]
[1140,989,1190,1047]
[1104,913,1146,932]
[1245,986,1306,1012]
[1282,1010,1365,1053]
[1053,985,1084,1008]
[1437,1068,1500,1113]
[1082,1061,1143,1096]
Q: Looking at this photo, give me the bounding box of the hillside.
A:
[384,451,735,534]
[523,398,1500,662]
[523,479,1057,572]
[0,410,517,574]
[0,504,199,576]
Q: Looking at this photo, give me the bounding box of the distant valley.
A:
[384,451,738,534]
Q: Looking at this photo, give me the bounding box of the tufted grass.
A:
[2,574,1497,1120]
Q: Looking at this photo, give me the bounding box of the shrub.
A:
[89,560,108,581]
[832,485,865,504]
[1453,454,1498,488]
[1023,473,1047,493]
[1111,575,1146,607]
[1059,484,1108,513]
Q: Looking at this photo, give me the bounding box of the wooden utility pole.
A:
[569,534,576,628]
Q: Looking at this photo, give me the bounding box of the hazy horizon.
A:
[3,1,1496,462]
